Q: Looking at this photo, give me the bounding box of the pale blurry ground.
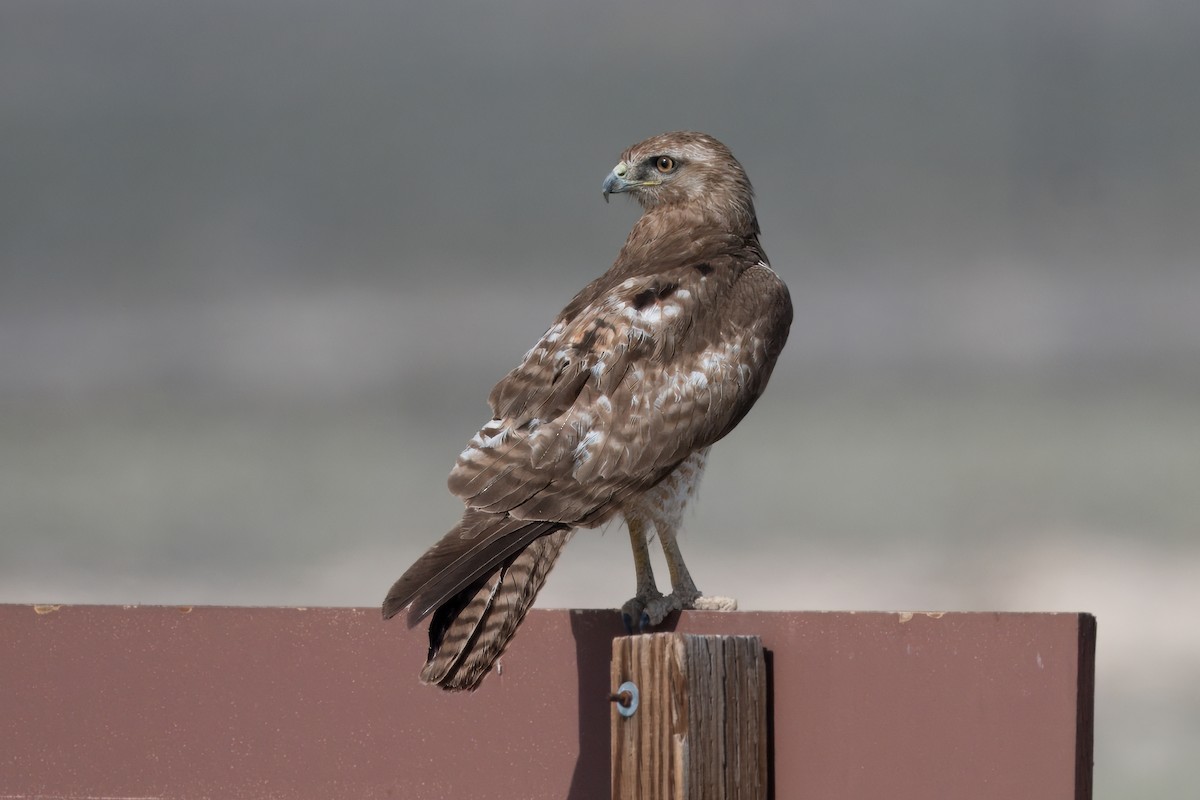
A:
[2,2,1199,797]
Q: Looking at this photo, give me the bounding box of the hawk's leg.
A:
[622,519,738,631]
[619,515,668,632]
[644,521,738,626]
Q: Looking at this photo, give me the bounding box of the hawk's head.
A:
[602,132,755,229]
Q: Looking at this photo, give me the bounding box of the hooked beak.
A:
[602,161,633,202]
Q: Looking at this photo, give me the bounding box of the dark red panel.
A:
[0,606,1093,799]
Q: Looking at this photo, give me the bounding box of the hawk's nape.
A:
[384,132,792,691]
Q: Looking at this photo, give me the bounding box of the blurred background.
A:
[2,0,1197,795]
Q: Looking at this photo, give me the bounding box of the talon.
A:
[622,612,636,634]
[640,611,651,631]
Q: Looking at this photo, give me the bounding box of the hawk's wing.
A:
[448,257,792,526]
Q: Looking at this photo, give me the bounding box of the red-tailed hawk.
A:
[383,131,792,690]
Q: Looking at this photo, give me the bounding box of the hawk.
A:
[383,131,792,691]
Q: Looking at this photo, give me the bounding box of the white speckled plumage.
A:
[383,132,791,691]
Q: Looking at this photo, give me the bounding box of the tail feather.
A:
[382,510,573,691]
[421,528,573,690]
[382,509,564,624]
[418,569,504,685]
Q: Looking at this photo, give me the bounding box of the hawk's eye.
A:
[655,156,675,173]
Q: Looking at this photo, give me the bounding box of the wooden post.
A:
[610,633,768,800]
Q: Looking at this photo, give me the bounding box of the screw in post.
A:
[610,680,640,717]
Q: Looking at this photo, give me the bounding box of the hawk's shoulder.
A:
[446,252,789,525]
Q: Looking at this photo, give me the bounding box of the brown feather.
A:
[383,131,792,691]
[382,509,567,624]
[419,529,573,690]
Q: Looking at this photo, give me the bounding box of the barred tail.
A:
[418,528,572,690]
[382,510,572,691]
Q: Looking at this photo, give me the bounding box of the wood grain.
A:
[611,633,767,800]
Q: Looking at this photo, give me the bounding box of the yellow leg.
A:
[625,515,659,599]
[621,515,665,630]
[657,522,699,598]
[656,522,737,616]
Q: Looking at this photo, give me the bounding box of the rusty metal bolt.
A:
[610,680,639,717]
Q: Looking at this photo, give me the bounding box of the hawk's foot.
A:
[620,590,739,632]
[620,590,664,633]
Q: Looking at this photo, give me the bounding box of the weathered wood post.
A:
[610,633,768,800]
